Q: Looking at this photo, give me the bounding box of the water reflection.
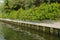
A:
[0,24,6,40]
[0,22,60,40]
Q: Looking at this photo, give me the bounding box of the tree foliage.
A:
[2,3,60,21]
[3,0,60,12]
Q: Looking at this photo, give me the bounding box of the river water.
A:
[0,22,60,40]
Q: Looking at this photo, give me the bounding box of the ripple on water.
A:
[0,24,6,40]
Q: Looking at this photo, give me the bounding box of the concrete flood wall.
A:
[0,18,60,37]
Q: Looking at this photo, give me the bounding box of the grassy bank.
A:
[1,3,60,21]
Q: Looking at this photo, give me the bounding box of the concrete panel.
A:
[53,28,58,36]
[58,29,60,37]
[39,26,43,32]
[50,28,53,34]
[45,27,50,33]
[43,27,45,32]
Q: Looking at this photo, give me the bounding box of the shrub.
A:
[1,3,60,21]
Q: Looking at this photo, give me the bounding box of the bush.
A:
[17,3,60,21]
[8,10,18,19]
[1,3,60,21]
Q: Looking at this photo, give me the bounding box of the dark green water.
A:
[0,22,60,40]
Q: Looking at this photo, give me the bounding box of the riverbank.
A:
[0,22,60,40]
[0,18,60,29]
[0,18,60,37]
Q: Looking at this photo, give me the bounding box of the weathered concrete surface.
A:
[0,18,60,29]
[0,18,60,37]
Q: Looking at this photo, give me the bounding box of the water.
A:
[0,22,60,40]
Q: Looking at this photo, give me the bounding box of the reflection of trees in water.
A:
[2,25,46,40]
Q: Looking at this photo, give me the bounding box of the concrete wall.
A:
[0,18,60,37]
